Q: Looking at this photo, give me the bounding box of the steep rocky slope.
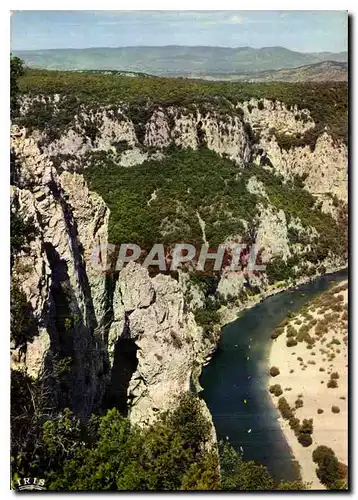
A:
[11,127,217,425]
[11,81,348,429]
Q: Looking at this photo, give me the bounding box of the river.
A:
[200,269,348,483]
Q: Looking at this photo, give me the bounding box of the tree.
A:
[14,393,220,491]
[315,454,345,489]
[277,480,307,490]
[10,209,38,266]
[269,366,280,377]
[312,445,346,489]
[10,282,37,349]
[219,441,274,491]
[312,445,335,464]
[180,449,220,490]
[297,432,313,447]
[10,56,24,117]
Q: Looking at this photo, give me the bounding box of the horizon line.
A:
[12,44,348,55]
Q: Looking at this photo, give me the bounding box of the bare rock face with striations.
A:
[11,125,215,425]
[107,263,213,425]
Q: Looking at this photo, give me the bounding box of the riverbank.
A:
[199,268,348,488]
[267,280,348,490]
[218,264,348,330]
[199,265,347,386]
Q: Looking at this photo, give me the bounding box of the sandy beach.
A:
[268,280,348,489]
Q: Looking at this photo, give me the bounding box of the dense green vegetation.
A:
[12,393,218,490]
[18,68,347,145]
[42,394,220,491]
[11,389,305,491]
[10,283,37,349]
[83,147,345,285]
[10,56,24,117]
[84,147,258,249]
[312,445,347,489]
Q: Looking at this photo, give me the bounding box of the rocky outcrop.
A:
[256,133,347,202]
[11,125,216,425]
[241,98,315,136]
[241,99,348,202]
[11,91,348,428]
[11,126,109,415]
[107,263,214,425]
[21,97,252,168]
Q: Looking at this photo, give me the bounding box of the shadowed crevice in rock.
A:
[103,335,139,416]
[44,242,108,416]
[55,182,98,332]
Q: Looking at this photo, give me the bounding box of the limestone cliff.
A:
[11,125,216,426]
[11,94,348,427]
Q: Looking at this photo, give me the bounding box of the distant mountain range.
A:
[13,45,348,79]
[199,61,348,83]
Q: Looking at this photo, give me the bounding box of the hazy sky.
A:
[11,10,348,53]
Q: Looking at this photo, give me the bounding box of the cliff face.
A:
[242,98,348,202]
[11,96,348,426]
[21,95,347,202]
[11,125,215,425]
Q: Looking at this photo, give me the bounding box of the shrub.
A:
[289,417,301,435]
[331,406,340,414]
[300,418,313,434]
[194,306,220,338]
[331,372,340,380]
[312,445,335,464]
[269,384,283,397]
[327,379,338,389]
[277,397,294,420]
[317,409,324,414]
[286,338,298,347]
[286,325,296,337]
[276,480,307,490]
[271,328,283,339]
[269,366,280,377]
[297,432,313,447]
[170,330,183,348]
[312,446,345,489]
[297,324,310,342]
[295,399,304,409]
